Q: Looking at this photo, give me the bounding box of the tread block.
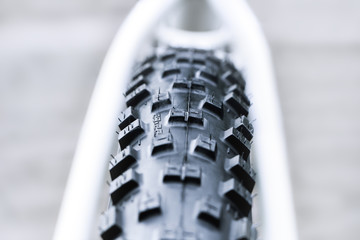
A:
[224,92,249,116]
[198,70,217,85]
[118,107,138,131]
[163,163,201,184]
[141,55,156,65]
[229,217,255,240]
[174,56,206,66]
[188,109,204,125]
[138,192,161,221]
[225,155,256,192]
[226,84,241,96]
[184,165,202,184]
[162,67,181,78]
[152,92,172,112]
[109,146,137,180]
[193,58,206,66]
[118,119,145,150]
[191,80,206,92]
[152,132,174,155]
[221,178,252,215]
[126,75,147,96]
[226,84,250,106]
[99,206,122,240]
[163,163,182,182]
[234,116,254,141]
[172,79,190,90]
[202,96,223,118]
[159,228,197,240]
[177,57,190,64]
[197,196,222,227]
[125,84,151,107]
[193,48,207,54]
[223,127,251,158]
[110,169,140,204]
[132,62,153,80]
[168,108,186,123]
[193,135,217,161]
[221,70,246,89]
[172,79,206,93]
[168,108,204,126]
[161,52,176,61]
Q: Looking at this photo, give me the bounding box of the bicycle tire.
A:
[99,48,257,240]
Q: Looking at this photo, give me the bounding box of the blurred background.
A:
[1,0,359,239]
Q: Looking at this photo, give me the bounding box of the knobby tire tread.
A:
[99,48,257,240]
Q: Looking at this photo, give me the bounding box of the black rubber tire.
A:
[99,48,257,240]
